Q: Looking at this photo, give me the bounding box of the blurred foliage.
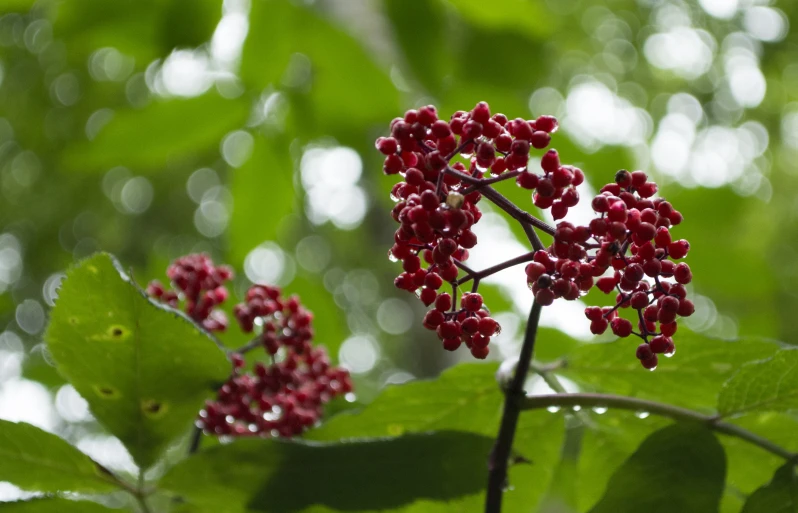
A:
[2,0,798,511]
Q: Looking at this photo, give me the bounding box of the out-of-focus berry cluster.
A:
[147,253,233,332]
[149,255,351,437]
[378,102,568,358]
[199,284,352,437]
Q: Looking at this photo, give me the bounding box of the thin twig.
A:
[135,471,152,513]
[521,393,798,462]
[456,252,536,287]
[485,301,543,513]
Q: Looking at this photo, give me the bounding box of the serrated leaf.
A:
[741,463,798,513]
[161,431,495,513]
[0,419,120,493]
[588,423,726,513]
[0,499,119,513]
[62,93,249,172]
[44,252,231,469]
[719,349,798,417]
[307,363,564,512]
[561,332,779,410]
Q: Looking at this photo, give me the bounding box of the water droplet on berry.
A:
[460,152,473,160]
[546,406,561,413]
[665,348,676,358]
[635,411,650,419]
[388,254,398,263]
[390,192,400,202]
[345,392,356,402]
[592,406,608,414]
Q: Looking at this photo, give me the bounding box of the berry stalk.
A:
[521,393,797,462]
[485,300,543,513]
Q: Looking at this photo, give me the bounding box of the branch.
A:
[456,252,536,287]
[521,393,798,462]
[485,301,543,513]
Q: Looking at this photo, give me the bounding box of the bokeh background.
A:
[0,0,796,503]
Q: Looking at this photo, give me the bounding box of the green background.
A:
[1,0,798,511]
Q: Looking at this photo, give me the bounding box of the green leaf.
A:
[577,412,671,512]
[588,423,727,513]
[719,349,798,417]
[0,499,119,513]
[307,363,565,512]
[228,133,295,267]
[384,0,451,94]
[241,0,398,139]
[0,419,120,493]
[741,463,798,513]
[62,93,249,172]
[53,0,222,65]
[161,431,494,513]
[561,332,780,410]
[448,0,555,38]
[306,363,502,440]
[44,252,231,469]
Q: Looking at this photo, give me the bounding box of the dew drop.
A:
[572,405,582,412]
[388,254,398,263]
[635,411,650,419]
[460,152,473,159]
[390,193,400,202]
[665,349,676,358]
[592,406,608,414]
[345,392,356,402]
[648,365,657,371]
[546,406,561,413]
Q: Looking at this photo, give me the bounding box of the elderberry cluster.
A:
[147,253,233,332]
[550,170,694,369]
[199,285,352,437]
[378,102,696,370]
[378,102,565,358]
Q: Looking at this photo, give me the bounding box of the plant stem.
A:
[135,471,152,513]
[485,301,543,513]
[456,252,536,287]
[521,393,797,462]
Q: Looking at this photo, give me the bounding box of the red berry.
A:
[478,317,500,336]
[636,343,653,360]
[611,317,633,337]
[461,293,484,312]
[668,240,690,259]
[435,293,452,312]
[419,288,437,306]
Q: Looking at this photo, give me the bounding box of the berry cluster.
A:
[377,103,695,369]
[147,253,233,332]
[549,170,694,369]
[233,285,314,355]
[199,285,352,437]
[378,102,567,358]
